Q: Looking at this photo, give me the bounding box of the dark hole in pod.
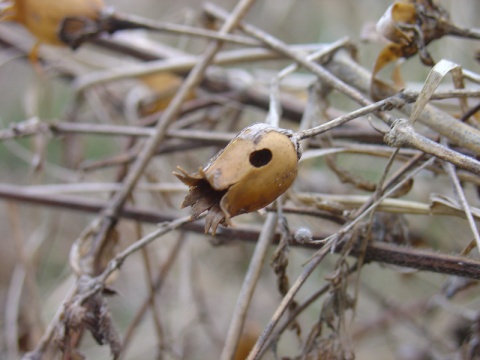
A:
[249,148,272,167]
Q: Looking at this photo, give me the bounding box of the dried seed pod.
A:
[375,1,417,46]
[174,123,301,235]
[1,0,104,46]
[138,72,196,116]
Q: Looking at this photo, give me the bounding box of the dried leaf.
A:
[56,289,122,359]
[430,194,480,220]
[409,59,463,124]
[3,0,104,46]
[371,0,451,99]
[376,2,417,45]
[388,177,413,198]
[82,294,122,358]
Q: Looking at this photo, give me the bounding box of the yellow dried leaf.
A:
[3,0,104,46]
[371,0,450,99]
[370,43,413,98]
[376,1,416,45]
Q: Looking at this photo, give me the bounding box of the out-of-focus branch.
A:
[0,184,479,280]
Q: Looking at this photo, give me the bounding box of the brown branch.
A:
[0,184,479,280]
[203,3,396,126]
[246,245,333,360]
[119,235,186,358]
[59,8,261,49]
[384,119,480,175]
[325,54,480,155]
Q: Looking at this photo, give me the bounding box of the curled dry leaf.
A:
[371,0,451,99]
[376,1,417,46]
[1,0,104,47]
[174,123,301,235]
[430,194,480,220]
[57,292,121,360]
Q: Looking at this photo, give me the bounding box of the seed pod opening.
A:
[174,123,301,235]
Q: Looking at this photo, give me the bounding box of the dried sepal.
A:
[175,166,228,234]
[174,123,301,235]
[56,287,121,360]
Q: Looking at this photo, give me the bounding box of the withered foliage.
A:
[0,0,479,359]
[371,0,480,98]
[55,287,121,360]
[287,263,355,360]
[0,0,104,48]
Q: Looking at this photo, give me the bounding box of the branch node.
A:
[384,118,412,148]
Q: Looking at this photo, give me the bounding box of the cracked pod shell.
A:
[203,123,300,217]
[174,123,301,234]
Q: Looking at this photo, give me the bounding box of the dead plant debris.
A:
[0,0,479,359]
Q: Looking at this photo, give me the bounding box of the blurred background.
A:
[0,0,479,359]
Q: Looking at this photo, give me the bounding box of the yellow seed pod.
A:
[2,0,104,46]
[174,123,301,235]
[138,72,196,116]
